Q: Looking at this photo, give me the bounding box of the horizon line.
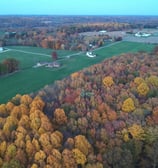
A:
[0,14,158,17]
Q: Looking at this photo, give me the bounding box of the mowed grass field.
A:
[0,41,156,103]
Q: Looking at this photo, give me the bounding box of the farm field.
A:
[0,41,156,103]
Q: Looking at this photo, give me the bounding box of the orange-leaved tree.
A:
[20,94,33,106]
[46,149,62,167]
[50,131,63,149]
[74,135,92,156]
[34,150,46,165]
[72,148,87,166]
[103,76,114,87]
[53,108,67,125]
[62,149,77,168]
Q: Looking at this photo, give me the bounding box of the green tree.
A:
[2,159,24,168]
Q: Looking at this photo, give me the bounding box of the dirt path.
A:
[0,49,11,53]
[93,41,122,51]
[5,42,120,60]
[5,48,52,57]
[5,47,84,59]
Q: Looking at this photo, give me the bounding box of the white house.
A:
[86,52,96,58]
[99,30,107,35]
[46,62,60,68]
[135,32,151,37]
[142,33,151,37]
[99,30,107,33]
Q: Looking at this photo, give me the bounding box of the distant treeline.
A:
[0,15,158,28]
[0,22,126,51]
[0,15,158,51]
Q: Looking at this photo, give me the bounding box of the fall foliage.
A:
[0,49,158,167]
[137,82,149,96]
[103,76,114,87]
[122,98,135,112]
[53,108,67,125]
[0,58,19,76]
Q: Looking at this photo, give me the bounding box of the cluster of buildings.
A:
[135,32,151,37]
[33,61,60,68]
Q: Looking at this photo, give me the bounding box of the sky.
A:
[0,0,157,16]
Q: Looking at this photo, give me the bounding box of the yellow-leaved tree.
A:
[0,141,7,158]
[30,96,45,111]
[34,150,46,165]
[121,124,145,142]
[26,140,35,160]
[128,124,145,140]
[122,98,135,112]
[62,149,77,168]
[0,104,8,117]
[137,82,149,96]
[72,148,87,166]
[3,116,18,138]
[39,133,52,154]
[74,135,92,156]
[5,144,17,161]
[30,163,38,168]
[134,77,145,86]
[20,94,33,106]
[103,76,114,87]
[50,131,63,149]
[53,108,67,125]
[146,75,158,87]
[46,149,62,168]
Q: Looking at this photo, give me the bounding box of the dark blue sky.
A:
[0,0,157,15]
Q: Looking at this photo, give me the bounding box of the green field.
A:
[0,41,156,103]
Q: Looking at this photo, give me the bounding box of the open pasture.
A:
[0,42,156,103]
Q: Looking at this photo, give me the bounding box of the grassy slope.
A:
[0,42,156,103]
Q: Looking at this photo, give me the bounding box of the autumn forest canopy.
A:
[0,49,157,167]
[0,15,158,168]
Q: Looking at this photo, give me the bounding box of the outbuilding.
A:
[86,52,96,58]
[135,32,151,37]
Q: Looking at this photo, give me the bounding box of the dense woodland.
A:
[0,47,158,167]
